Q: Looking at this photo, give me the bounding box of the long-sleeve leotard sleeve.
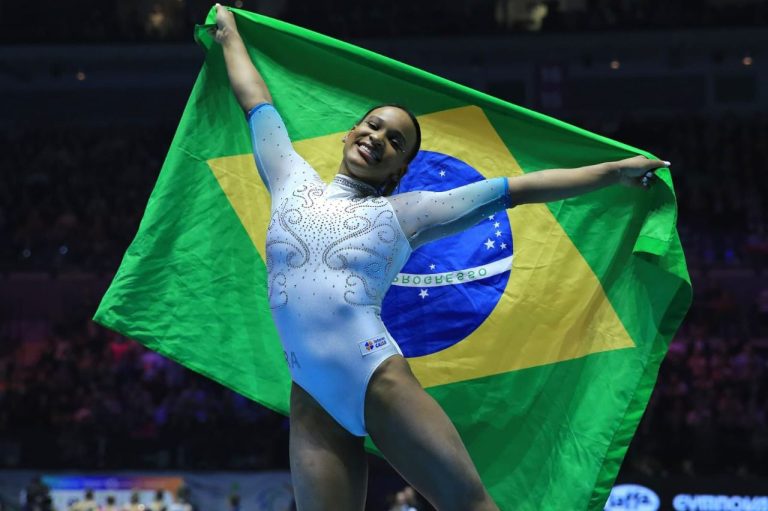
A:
[388,177,512,249]
[247,103,322,198]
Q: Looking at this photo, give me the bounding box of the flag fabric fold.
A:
[94,8,691,510]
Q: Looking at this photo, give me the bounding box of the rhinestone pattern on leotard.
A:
[265,175,407,311]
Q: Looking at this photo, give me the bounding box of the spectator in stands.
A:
[167,491,192,511]
[24,476,51,511]
[148,491,166,511]
[122,491,144,511]
[69,489,98,511]
[102,496,119,511]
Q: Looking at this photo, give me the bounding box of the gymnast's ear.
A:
[343,125,358,143]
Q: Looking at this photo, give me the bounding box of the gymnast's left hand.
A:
[614,155,670,189]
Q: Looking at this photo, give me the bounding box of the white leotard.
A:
[248,103,511,436]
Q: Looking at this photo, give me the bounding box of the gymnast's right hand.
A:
[210,2,273,109]
[212,3,239,45]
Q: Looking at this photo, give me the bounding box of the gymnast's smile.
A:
[339,106,420,193]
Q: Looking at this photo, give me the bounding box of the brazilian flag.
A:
[93,7,691,510]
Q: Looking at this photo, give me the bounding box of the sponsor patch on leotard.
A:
[358,335,389,357]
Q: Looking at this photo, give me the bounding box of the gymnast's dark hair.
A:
[356,104,422,196]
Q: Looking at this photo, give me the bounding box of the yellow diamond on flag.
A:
[208,105,634,389]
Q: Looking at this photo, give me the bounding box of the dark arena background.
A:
[1,1,767,510]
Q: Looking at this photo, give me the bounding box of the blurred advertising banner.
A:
[11,472,293,511]
[38,476,183,510]
[605,477,768,511]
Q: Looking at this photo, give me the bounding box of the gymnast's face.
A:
[340,106,418,188]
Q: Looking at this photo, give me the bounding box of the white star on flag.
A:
[418,289,429,299]
[439,170,446,177]
[494,221,500,228]
[488,214,495,221]
[495,230,502,237]
[484,238,495,249]
[501,242,507,249]
[429,264,436,270]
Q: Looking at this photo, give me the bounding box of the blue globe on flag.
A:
[382,151,514,357]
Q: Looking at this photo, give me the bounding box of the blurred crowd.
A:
[626,283,768,476]
[0,311,288,470]
[0,125,170,274]
[2,0,766,43]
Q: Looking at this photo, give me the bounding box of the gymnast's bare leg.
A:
[289,382,368,511]
[289,360,497,511]
[365,355,499,511]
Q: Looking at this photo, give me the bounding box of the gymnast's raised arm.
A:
[212,3,272,112]
[210,4,321,195]
[390,155,669,249]
[507,155,668,205]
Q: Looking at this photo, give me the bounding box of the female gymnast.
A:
[211,5,668,510]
